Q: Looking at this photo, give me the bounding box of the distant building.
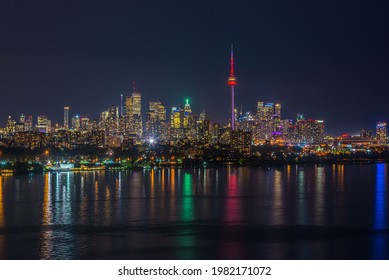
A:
[231,130,252,155]
[71,115,81,131]
[376,122,387,144]
[36,115,51,133]
[125,85,143,142]
[64,106,70,130]
[360,129,373,139]
[297,118,324,144]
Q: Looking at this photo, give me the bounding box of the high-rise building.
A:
[19,114,26,124]
[124,84,143,142]
[361,129,373,139]
[227,44,237,131]
[376,122,387,144]
[231,130,252,155]
[275,103,281,119]
[36,115,51,133]
[64,106,70,130]
[157,103,166,122]
[5,116,16,135]
[183,99,192,129]
[24,115,33,131]
[149,101,166,121]
[132,92,142,116]
[171,107,182,129]
[107,106,119,135]
[297,118,325,144]
[145,109,158,139]
[71,115,81,131]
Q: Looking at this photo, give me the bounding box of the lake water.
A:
[0,164,388,259]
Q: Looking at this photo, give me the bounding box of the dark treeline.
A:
[2,145,389,175]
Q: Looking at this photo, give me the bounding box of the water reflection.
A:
[272,170,283,224]
[297,169,306,225]
[179,173,194,259]
[314,166,325,225]
[41,172,75,259]
[225,168,240,224]
[0,176,5,259]
[1,165,389,259]
[222,168,242,259]
[372,163,387,259]
[170,169,175,195]
[0,176,4,226]
[338,165,344,189]
[40,173,53,259]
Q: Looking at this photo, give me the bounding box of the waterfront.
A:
[0,164,388,259]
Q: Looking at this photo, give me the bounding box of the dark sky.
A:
[1,0,388,135]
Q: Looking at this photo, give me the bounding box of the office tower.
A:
[15,114,26,133]
[310,120,325,144]
[171,107,182,129]
[125,83,143,141]
[80,116,90,131]
[257,102,274,123]
[107,105,119,135]
[64,106,70,129]
[275,103,281,118]
[24,115,33,131]
[149,101,159,112]
[132,92,141,116]
[71,115,81,131]
[36,115,51,133]
[361,129,373,139]
[19,114,26,124]
[5,116,16,135]
[145,110,158,139]
[183,99,192,128]
[297,119,325,144]
[255,102,274,141]
[149,101,166,122]
[157,103,166,121]
[227,44,237,130]
[199,109,206,122]
[145,101,166,141]
[376,122,387,144]
[231,130,252,155]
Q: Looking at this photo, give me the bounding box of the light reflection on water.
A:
[372,164,387,259]
[0,176,5,259]
[0,164,388,259]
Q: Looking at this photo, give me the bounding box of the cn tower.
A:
[227,44,237,131]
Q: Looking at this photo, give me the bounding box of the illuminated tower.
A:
[64,106,70,130]
[227,44,237,130]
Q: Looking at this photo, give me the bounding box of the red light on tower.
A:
[228,76,237,86]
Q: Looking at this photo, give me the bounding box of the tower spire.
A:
[230,44,235,76]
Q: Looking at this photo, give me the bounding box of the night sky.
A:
[1,0,388,135]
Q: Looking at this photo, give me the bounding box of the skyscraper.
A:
[227,44,237,131]
[275,103,281,119]
[36,115,51,133]
[124,83,143,142]
[64,106,70,130]
[376,122,387,144]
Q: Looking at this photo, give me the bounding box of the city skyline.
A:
[1,1,388,135]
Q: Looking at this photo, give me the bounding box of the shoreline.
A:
[2,158,389,176]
